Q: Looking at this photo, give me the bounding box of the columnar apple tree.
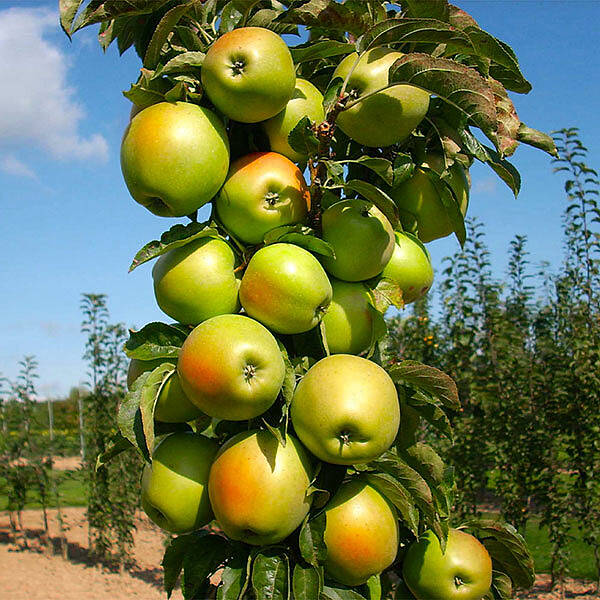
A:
[61,1,556,598]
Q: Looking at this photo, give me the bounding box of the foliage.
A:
[57,0,557,597]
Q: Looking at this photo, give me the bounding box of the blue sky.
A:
[0,1,598,397]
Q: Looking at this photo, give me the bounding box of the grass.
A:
[0,469,86,510]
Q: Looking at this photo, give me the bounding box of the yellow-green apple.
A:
[201,27,295,123]
[321,279,376,355]
[127,358,204,423]
[403,529,493,600]
[324,478,399,586]
[321,199,395,281]
[152,237,240,325]
[393,154,470,243]
[141,431,218,534]
[208,430,313,545]
[177,314,285,420]
[262,78,325,162]
[120,101,229,217]
[380,232,434,305]
[290,354,399,464]
[239,243,332,334]
[215,152,310,244]
[333,48,430,147]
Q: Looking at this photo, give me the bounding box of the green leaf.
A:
[463,520,535,589]
[392,153,416,187]
[162,535,189,597]
[517,124,558,156]
[404,0,449,20]
[156,51,206,76]
[407,390,453,442]
[288,116,320,158]
[426,169,467,246]
[217,551,249,600]
[322,583,369,599]
[366,473,420,535]
[368,277,404,313]
[129,221,221,271]
[291,40,355,64]
[277,340,296,410]
[491,570,513,600]
[388,361,460,411]
[365,574,381,600]
[292,563,322,600]
[343,180,399,229]
[124,322,189,360]
[59,0,85,37]
[219,1,244,33]
[122,80,165,109]
[144,2,191,68]
[335,157,394,187]
[366,303,387,360]
[95,432,133,470]
[251,549,289,600]
[71,0,166,34]
[182,533,232,599]
[299,511,327,566]
[263,225,335,258]
[164,80,188,102]
[323,76,344,114]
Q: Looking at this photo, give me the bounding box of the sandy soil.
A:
[0,507,597,599]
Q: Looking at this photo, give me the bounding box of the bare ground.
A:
[0,507,597,599]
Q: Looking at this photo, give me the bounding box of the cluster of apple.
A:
[121,26,490,598]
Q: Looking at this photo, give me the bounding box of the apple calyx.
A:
[264,191,279,206]
[230,59,246,76]
[243,363,257,382]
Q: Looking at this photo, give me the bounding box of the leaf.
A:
[343,180,399,229]
[426,169,467,246]
[366,303,387,360]
[322,584,368,600]
[323,76,344,114]
[144,2,191,68]
[263,225,335,258]
[366,472,420,535]
[182,533,232,599]
[407,390,453,442]
[95,432,133,470]
[392,153,416,187]
[162,535,190,597]
[389,361,460,411]
[129,221,221,271]
[335,157,394,187]
[251,549,289,600]
[288,116,320,158]
[59,0,85,37]
[368,277,404,313]
[517,124,558,156]
[365,574,381,600]
[404,0,449,21]
[463,520,535,589]
[292,563,322,600]
[277,340,296,410]
[291,40,354,64]
[117,363,174,460]
[217,551,249,600]
[299,511,327,566]
[124,322,189,360]
[70,0,166,34]
[491,570,513,600]
[156,51,206,76]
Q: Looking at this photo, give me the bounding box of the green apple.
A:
[381,232,434,305]
[208,430,313,545]
[141,432,218,534]
[215,151,310,244]
[321,199,395,282]
[120,101,229,217]
[262,78,325,162]
[127,358,204,423]
[324,478,399,586]
[152,237,240,325]
[333,48,430,147]
[239,243,333,334]
[321,279,375,355]
[201,27,296,123]
[177,314,285,420]
[403,529,493,600]
[393,154,470,243]
[290,354,399,464]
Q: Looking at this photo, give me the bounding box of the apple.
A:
[321,199,395,282]
[215,152,310,244]
[141,431,218,534]
[333,48,430,147]
[392,154,470,243]
[177,314,285,421]
[290,354,399,464]
[120,101,230,217]
[201,27,296,123]
[152,237,240,325]
[380,232,434,305]
[239,243,333,334]
[127,358,204,423]
[208,430,313,545]
[321,279,375,355]
[403,529,493,600]
[324,478,399,586]
[262,78,325,162]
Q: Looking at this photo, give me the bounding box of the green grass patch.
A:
[0,469,86,510]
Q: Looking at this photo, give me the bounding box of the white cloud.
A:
[0,7,108,166]
[0,154,37,179]
[473,176,498,195]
